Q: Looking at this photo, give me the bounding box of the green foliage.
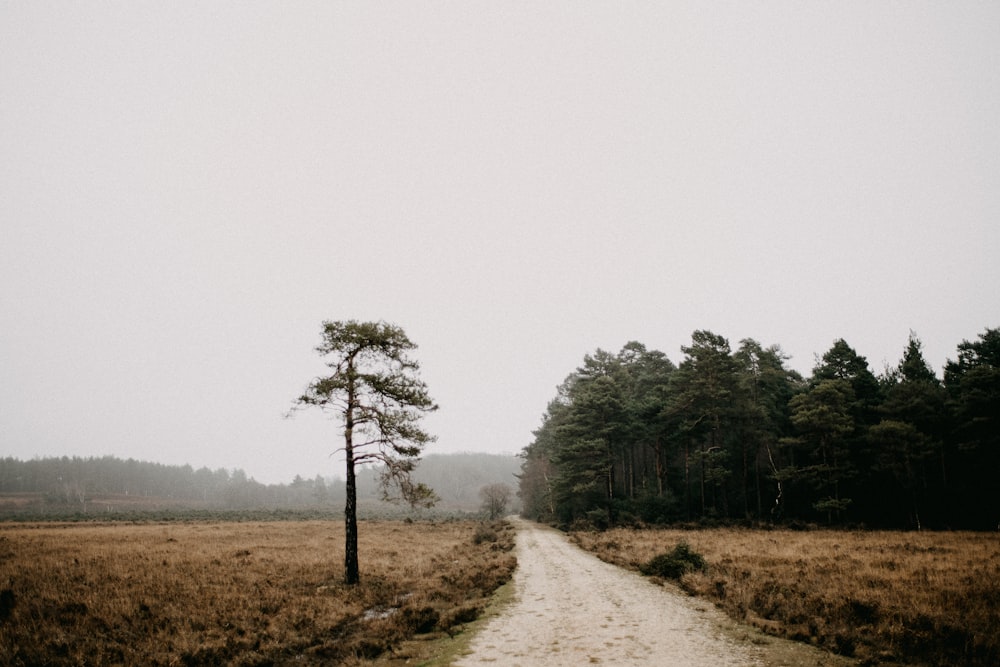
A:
[945,327,1000,453]
[294,320,438,467]
[640,541,706,579]
[518,326,1000,530]
[943,327,1000,528]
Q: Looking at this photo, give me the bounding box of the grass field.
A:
[571,527,1000,667]
[0,519,515,666]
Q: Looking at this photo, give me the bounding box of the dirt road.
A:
[455,518,852,666]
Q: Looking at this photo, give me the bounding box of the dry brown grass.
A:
[571,527,1000,666]
[0,519,515,666]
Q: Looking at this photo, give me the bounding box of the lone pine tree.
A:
[292,320,437,584]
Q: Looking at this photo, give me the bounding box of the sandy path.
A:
[455,518,851,667]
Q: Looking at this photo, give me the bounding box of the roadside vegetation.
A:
[0,519,515,666]
[571,526,1000,667]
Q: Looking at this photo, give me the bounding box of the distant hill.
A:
[0,452,521,518]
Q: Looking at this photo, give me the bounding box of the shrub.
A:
[438,603,482,631]
[400,605,439,634]
[640,541,706,579]
[472,523,498,545]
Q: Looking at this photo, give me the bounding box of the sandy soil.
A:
[454,518,854,667]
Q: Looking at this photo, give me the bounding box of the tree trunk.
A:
[606,459,614,527]
[755,447,763,520]
[699,440,706,516]
[654,438,665,497]
[684,442,691,520]
[344,404,360,585]
[628,447,636,499]
[344,448,359,583]
[742,434,750,518]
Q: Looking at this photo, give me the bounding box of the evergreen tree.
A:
[665,331,739,519]
[786,379,855,523]
[615,342,676,507]
[551,359,628,527]
[518,392,570,523]
[810,339,881,521]
[291,320,437,584]
[944,327,1000,528]
[812,339,881,427]
[734,340,802,521]
[871,333,948,528]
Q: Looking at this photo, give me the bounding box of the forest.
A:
[517,327,999,530]
[0,452,520,517]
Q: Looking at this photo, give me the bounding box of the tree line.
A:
[0,455,337,511]
[517,327,999,530]
[0,452,520,517]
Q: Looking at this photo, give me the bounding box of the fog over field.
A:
[2,3,997,484]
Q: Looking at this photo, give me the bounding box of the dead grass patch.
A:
[571,527,1000,666]
[0,519,515,665]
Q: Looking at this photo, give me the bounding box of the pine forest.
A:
[517,327,999,530]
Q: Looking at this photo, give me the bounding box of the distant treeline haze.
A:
[0,453,520,516]
[518,327,999,530]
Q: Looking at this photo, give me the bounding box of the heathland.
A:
[0,519,515,666]
[572,526,1000,667]
[2,517,997,666]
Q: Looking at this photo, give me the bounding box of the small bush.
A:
[640,541,706,579]
[472,524,498,545]
[438,603,482,631]
[400,605,440,634]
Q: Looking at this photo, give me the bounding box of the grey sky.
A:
[2,2,997,485]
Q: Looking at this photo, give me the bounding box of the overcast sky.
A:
[2,2,998,485]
